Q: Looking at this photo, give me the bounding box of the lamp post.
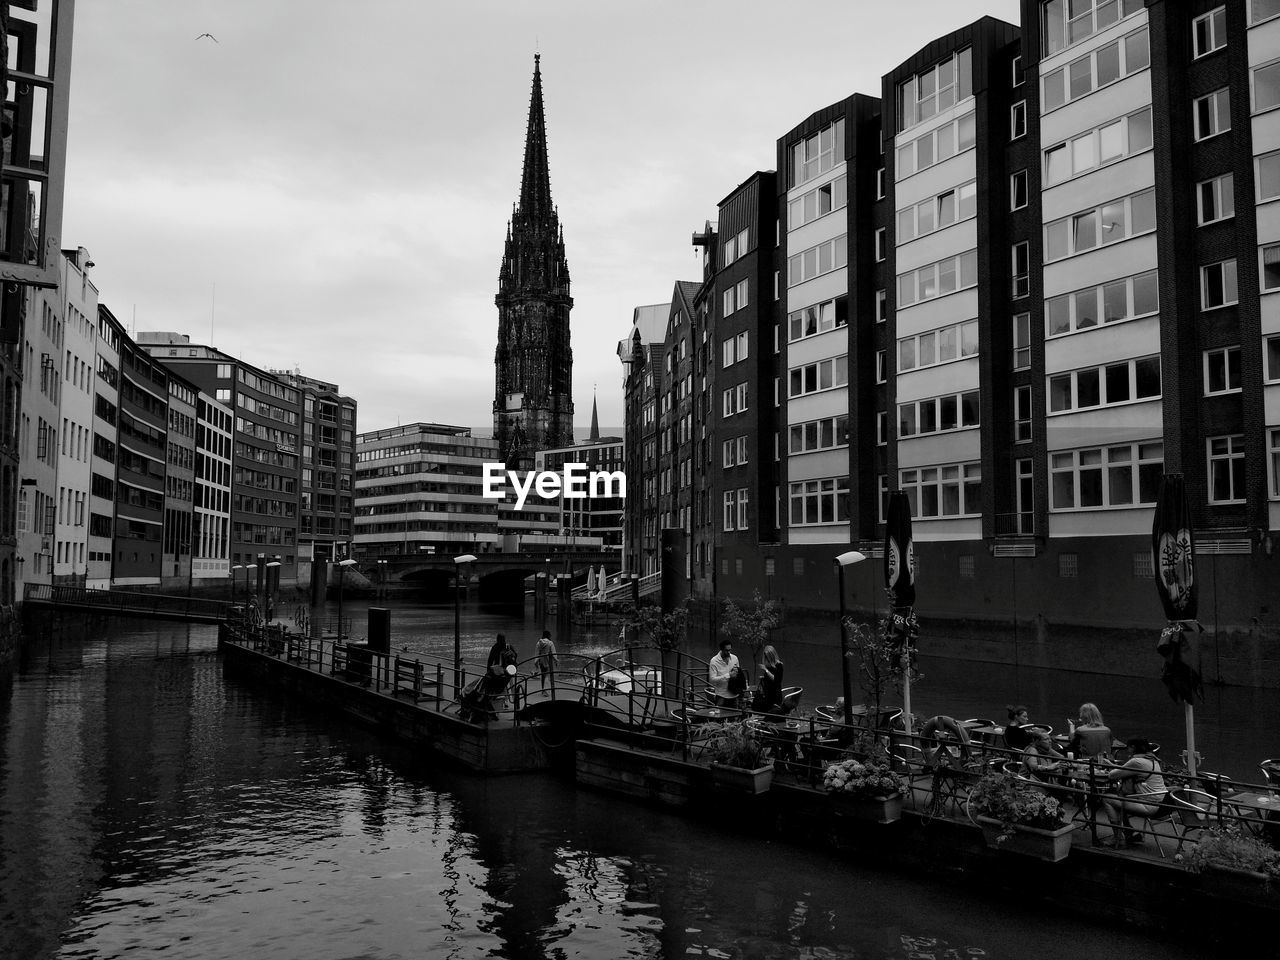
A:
[453,553,478,692]
[377,559,388,599]
[834,550,867,727]
[335,558,357,639]
[230,564,243,606]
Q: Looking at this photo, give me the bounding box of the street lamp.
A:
[335,558,357,638]
[377,559,388,598]
[834,550,867,727]
[453,553,478,691]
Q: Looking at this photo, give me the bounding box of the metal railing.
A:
[25,583,236,621]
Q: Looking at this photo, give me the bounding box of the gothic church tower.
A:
[494,55,574,470]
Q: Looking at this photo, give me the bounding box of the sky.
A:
[60,0,1022,436]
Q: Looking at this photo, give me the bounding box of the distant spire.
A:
[589,389,600,442]
[519,54,552,219]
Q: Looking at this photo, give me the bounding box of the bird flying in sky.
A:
[195,33,218,43]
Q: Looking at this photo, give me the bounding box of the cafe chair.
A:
[1168,788,1216,852]
[1126,798,1181,858]
[891,742,927,775]
[1260,758,1280,790]
[877,707,904,730]
[780,686,803,715]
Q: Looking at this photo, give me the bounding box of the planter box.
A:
[829,792,903,823]
[710,762,773,795]
[1202,864,1277,906]
[977,815,1074,861]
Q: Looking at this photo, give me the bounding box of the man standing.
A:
[708,639,741,708]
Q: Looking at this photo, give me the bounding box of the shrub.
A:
[700,719,769,769]
[1187,825,1280,878]
[822,758,905,798]
[968,771,1067,842]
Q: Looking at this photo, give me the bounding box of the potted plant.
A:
[1187,825,1280,903]
[968,770,1074,861]
[700,719,773,794]
[822,757,906,823]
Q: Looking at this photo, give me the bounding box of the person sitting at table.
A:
[709,639,741,708]
[1100,737,1168,846]
[752,645,785,715]
[1003,705,1035,751]
[1022,728,1067,783]
[1067,702,1113,761]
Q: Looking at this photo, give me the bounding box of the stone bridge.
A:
[354,551,620,602]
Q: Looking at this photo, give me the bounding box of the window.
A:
[898,250,978,307]
[1255,0,1280,24]
[722,383,749,417]
[789,477,850,525]
[1262,243,1280,292]
[1041,26,1149,110]
[1042,0,1145,56]
[736,279,749,311]
[723,491,737,531]
[876,289,887,323]
[1050,441,1163,510]
[1043,189,1156,262]
[875,228,886,262]
[898,48,972,131]
[1046,269,1158,336]
[897,318,978,372]
[789,176,848,229]
[1204,346,1242,395]
[789,415,848,454]
[877,411,888,446]
[1271,429,1280,497]
[896,111,977,179]
[1014,385,1032,442]
[1207,435,1246,503]
[876,167,886,199]
[1011,100,1027,139]
[1047,356,1161,413]
[1194,88,1231,140]
[1011,169,1028,210]
[788,235,849,286]
[1257,60,1280,113]
[722,436,749,467]
[897,182,978,242]
[736,489,749,530]
[1013,312,1031,370]
[876,350,887,383]
[788,357,849,397]
[1042,109,1152,186]
[1012,54,1023,86]
[1201,259,1239,309]
[1012,242,1030,298]
[1193,7,1227,58]
[897,390,980,438]
[900,463,982,518]
[788,297,847,342]
[1198,173,1235,225]
[791,118,845,187]
[1258,150,1280,202]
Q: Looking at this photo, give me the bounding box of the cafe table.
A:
[686,706,744,724]
[1226,791,1280,836]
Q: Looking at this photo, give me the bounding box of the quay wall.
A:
[575,739,1274,949]
[218,627,548,774]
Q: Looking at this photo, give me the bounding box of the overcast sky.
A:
[61,0,1022,436]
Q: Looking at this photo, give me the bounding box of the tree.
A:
[842,615,922,726]
[626,602,689,697]
[721,590,781,661]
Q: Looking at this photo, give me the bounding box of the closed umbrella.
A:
[597,566,608,599]
[884,491,918,734]
[1152,473,1203,774]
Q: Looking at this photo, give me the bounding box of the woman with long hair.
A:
[754,644,785,714]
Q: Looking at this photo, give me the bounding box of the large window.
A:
[789,415,848,454]
[1201,259,1239,309]
[1048,356,1161,413]
[788,356,849,397]
[722,332,749,367]
[789,477,849,525]
[722,228,750,267]
[897,319,979,372]
[1042,26,1150,111]
[1013,312,1031,370]
[1267,334,1280,382]
[900,463,981,518]
[896,112,976,179]
[1258,150,1280,202]
[1046,270,1159,337]
[897,250,978,307]
[1051,442,1163,510]
[1014,386,1032,442]
[898,48,972,131]
[789,176,847,229]
[1270,429,1280,498]
[788,297,847,342]
[1043,108,1151,186]
[791,119,844,188]
[1262,243,1280,291]
[1255,0,1280,24]
[722,278,749,316]
[1193,7,1227,58]
[787,235,848,287]
[722,436,748,468]
[1044,189,1155,262]
[1203,346,1242,395]
[897,182,977,242]
[898,390,980,438]
[1042,0,1145,57]
[1255,60,1280,113]
[1013,242,1030,298]
[1194,88,1231,140]
[1207,436,1246,503]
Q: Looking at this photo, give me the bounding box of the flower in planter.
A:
[968,771,1067,842]
[700,719,769,769]
[822,757,905,798]
[1187,825,1280,878]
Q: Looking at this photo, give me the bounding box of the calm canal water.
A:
[0,605,1234,959]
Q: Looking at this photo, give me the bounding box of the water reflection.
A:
[0,613,1219,959]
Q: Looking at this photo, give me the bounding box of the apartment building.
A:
[620,304,671,575]
[193,391,232,584]
[87,306,123,589]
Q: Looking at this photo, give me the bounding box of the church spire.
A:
[589,389,600,442]
[519,53,552,220]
